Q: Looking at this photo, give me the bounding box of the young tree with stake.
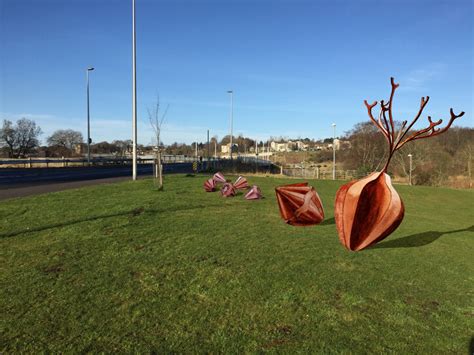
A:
[148,96,169,190]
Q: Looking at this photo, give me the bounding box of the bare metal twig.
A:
[364,77,465,172]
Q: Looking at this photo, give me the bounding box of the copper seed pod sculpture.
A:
[335,77,464,251]
[221,182,236,197]
[234,176,249,190]
[203,178,216,192]
[213,172,226,184]
[245,185,262,200]
[275,182,325,226]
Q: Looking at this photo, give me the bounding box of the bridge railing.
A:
[0,156,202,168]
[0,156,279,170]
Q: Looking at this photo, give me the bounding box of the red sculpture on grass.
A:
[335,77,464,251]
[213,172,226,184]
[275,182,324,226]
[234,176,249,190]
[245,185,262,200]
[203,178,216,192]
[204,172,263,199]
[221,182,236,197]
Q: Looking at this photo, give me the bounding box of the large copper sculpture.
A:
[275,182,325,226]
[335,77,464,251]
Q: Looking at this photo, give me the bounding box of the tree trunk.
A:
[158,150,163,190]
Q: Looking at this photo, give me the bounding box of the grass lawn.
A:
[1,174,473,353]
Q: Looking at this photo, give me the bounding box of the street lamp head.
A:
[87,67,95,71]
[408,154,412,157]
[332,123,336,127]
[227,90,233,94]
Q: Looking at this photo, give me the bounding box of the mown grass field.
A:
[1,174,473,353]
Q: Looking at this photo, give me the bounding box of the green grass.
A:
[1,174,473,353]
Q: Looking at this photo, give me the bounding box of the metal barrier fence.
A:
[0,156,281,174]
[281,167,366,180]
[0,156,210,168]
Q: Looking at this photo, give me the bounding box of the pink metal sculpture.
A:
[275,182,324,226]
[213,172,226,184]
[245,185,262,200]
[203,178,216,192]
[234,176,249,190]
[335,77,464,251]
[221,182,236,197]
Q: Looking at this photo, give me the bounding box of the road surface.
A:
[0,163,194,201]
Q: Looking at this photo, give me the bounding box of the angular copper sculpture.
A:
[234,176,249,190]
[275,182,324,226]
[213,172,226,184]
[203,178,216,192]
[335,77,464,251]
[221,182,236,197]
[245,185,262,200]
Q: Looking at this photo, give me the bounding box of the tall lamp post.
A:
[332,123,336,180]
[227,90,233,159]
[86,67,94,165]
[132,0,138,180]
[408,154,413,185]
[207,129,210,162]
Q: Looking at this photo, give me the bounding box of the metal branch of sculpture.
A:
[363,77,464,172]
[336,77,464,251]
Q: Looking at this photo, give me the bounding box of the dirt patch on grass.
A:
[41,264,64,274]
[262,325,293,349]
[130,207,145,217]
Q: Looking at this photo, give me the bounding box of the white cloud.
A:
[400,63,445,92]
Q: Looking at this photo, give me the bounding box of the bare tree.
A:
[148,95,169,189]
[112,140,133,157]
[47,129,84,150]
[0,118,42,158]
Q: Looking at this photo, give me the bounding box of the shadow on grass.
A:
[0,204,221,239]
[320,217,335,226]
[373,225,474,249]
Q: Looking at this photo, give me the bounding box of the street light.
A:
[132,0,138,180]
[227,90,233,159]
[332,123,336,180]
[86,67,94,165]
[408,154,413,185]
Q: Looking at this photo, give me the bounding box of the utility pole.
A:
[132,0,138,180]
[227,90,233,159]
[332,123,336,180]
[207,130,210,165]
[408,153,413,185]
[86,67,94,165]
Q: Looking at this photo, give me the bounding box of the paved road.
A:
[0,177,134,201]
[0,163,195,201]
[0,163,194,188]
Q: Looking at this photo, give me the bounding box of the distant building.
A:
[221,143,238,154]
[295,140,309,151]
[73,143,86,155]
[271,141,294,152]
[271,140,309,152]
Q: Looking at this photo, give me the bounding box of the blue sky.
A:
[0,0,472,145]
